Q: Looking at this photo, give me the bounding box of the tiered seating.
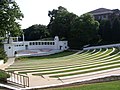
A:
[6,47,120,80]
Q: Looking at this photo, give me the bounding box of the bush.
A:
[0,70,10,83]
[0,42,7,62]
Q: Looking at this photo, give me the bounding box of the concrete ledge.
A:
[84,43,120,50]
[0,60,4,65]
[0,83,19,90]
[21,75,120,90]
[60,68,120,80]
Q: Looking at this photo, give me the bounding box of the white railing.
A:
[84,43,120,50]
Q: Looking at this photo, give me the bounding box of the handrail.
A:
[0,69,29,88]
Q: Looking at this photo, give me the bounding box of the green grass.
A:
[7,58,120,73]
[4,47,120,90]
[5,47,120,78]
[30,61,120,76]
[51,65,120,78]
[18,60,120,74]
[11,48,110,67]
[46,80,120,90]
[17,51,77,60]
[109,47,119,55]
[7,56,119,72]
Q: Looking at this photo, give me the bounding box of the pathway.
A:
[23,68,120,90]
[0,58,15,70]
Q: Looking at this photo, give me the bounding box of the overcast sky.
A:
[15,0,120,29]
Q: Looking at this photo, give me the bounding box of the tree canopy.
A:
[48,6,99,49]
[23,24,49,41]
[69,14,99,48]
[0,0,23,37]
[99,14,120,44]
[48,6,78,39]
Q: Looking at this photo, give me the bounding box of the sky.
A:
[15,0,120,29]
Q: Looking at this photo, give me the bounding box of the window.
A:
[33,42,35,45]
[44,42,46,45]
[50,42,52,45]
[29,42,32,45]
[43,42,45,45]
[53,42,55,45]
[47,42,49,45]
[98,16,101,19]
[8,47,11,49]
[36,42,37,45]
[103,15,106,18]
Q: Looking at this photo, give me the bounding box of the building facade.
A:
[88,8,120,20]
[4,36,68,57]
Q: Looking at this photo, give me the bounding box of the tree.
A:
[48,6,99,49]
[23,24,49,41]
[111,17,120,41]
[0,0,23,37]
[0,42,7,61]
[48,6,67,23]
[48,6,78,39]
[99,20,112,41]
[99,14,120,44]
[69,14,99,48]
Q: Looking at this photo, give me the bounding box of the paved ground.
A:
[27,68,120,87]
[27,74,62,87]
[0,58,15,70]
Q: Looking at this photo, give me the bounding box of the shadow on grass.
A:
[16,51,77,60]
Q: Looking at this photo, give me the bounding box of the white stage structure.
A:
[4,36,68,57]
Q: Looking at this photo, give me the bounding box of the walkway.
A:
[20,68,120,90]
[0,58,15,70]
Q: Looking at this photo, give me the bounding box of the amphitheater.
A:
[1,44,120,89]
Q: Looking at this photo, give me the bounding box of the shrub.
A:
[0,42,7,63]
[0,70,10,83]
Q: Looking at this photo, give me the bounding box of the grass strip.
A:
[50,65,120,78]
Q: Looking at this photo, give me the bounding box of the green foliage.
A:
[23,24,49,41]
[0,70,10,83]
[51,81,120,90]
[0,0,24,37]
[48,6,100,49]
[0,43,7,62]
[111,18,120,41]
[48,6,78,39]
[69,14,99,49]
[99,14,120,44]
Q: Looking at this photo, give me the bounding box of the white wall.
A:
[0,60,4,65]
[4,40,68,57]
[28,41,56,50]
[4,44,14,57]
[84,43,120,50]
[58,41,68,50]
